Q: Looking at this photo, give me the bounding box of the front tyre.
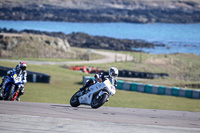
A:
[70,91,81,107]
[7,85,15,101]
[0,89,4,100]
[91,93,108,109]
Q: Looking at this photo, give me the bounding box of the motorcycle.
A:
[70,78,116,109]
[0,70,23,101]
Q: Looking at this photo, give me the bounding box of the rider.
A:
[0,62,27,101]
[80,67,118,94]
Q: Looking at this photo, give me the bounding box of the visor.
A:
[21,66,26,70]
[112,73,118,77]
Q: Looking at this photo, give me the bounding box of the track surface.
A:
[0,101,200,133]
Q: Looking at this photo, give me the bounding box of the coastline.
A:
[0,0,200,24]
[1,23,200,55]
[0,28,163,52]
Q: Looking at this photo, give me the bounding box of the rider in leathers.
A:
[0,62,27,101]
[80,67,118,94]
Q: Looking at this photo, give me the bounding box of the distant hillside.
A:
[0,0,200,23]
[0,33,72,58]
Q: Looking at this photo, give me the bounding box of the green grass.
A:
[76,50,200,89]
[0,61,199,112]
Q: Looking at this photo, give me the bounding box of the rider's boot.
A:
[80,86,86,92]
[16,96,20,101]
[79,79,95,96]
[79,86,86,95]
[16,92,21,101]
[16,92,23,101]
[16,88,24,101]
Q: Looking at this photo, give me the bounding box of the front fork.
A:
[96,90,109,99]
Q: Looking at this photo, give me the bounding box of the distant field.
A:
[0,59,199,112]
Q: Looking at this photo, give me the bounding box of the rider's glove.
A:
[94,74,102,82]
[7,70,13,76]
[94,74,99,79]
[114,79,118,87]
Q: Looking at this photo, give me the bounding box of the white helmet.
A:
[109,67,118,78]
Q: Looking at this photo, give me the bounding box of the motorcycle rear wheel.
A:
[70,91,81,107]
[91,93,108,109]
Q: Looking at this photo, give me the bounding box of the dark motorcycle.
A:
[0,70,23,101]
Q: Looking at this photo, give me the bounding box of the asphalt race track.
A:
[0,101,200,133]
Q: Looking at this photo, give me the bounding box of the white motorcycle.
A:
[70,78,116,109]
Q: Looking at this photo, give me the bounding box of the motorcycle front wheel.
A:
[7,85,15,101]
[70,91,81,107]
[0,89,3,100]
[91,93,108,109]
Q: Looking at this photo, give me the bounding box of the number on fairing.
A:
[14,74,22,82]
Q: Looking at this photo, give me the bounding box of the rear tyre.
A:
[91,93,108,109]
[70,91,81,107]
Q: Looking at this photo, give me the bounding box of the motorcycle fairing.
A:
[78,78,116,105]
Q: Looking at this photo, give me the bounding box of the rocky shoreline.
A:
[0,28,166,51]
[0,0,200,23]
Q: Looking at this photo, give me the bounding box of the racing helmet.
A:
[18,62,27,71]
[109,67,118,78]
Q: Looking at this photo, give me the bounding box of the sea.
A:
[0,20,200,55]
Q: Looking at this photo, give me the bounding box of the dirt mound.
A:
[0,33,72,58]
